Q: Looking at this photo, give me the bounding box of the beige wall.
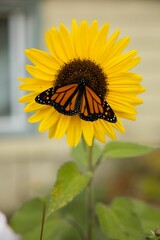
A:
[0,136,69,213]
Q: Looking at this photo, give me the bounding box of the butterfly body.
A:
[35,78,117,123]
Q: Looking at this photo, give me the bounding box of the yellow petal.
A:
[106,36,130,61]
[45,31,63,65]
[54,115,70,139]
[121,57,141,72]
[104,50,138,73]
[18,77,53,85]
[19,81,51,92]
[76,20,89,58]
[67,115,82,147]
[18,92,37,102]
[45,31,55,56]
[59,23,75,59]
[81,121,94,146]
[109,84,145,94]
[89,22,110,59]
[25,49,59,73]
[48,123,58,138]
[96,30,120,64]
[108,72,142,85]
[38,109,60,132]
[26,65,55,81]
[24,101,47,112]
[88,20,98,42]
[70,19,79,57]
[93,121,105,143]
[108,72,142,80]
[100,120,116,140]
[112,118,125,133]
[49,27,68,62]
[109,100,137,115]
[117,112,136,120]
[107,92,143,106]
[28,108,50,123]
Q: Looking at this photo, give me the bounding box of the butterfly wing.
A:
[35,83,80,116]
[79,86,117,122]
[35,82,116,122]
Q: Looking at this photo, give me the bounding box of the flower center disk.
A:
[55,59,108,98]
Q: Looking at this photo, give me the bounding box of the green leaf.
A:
[10,198,44,236]
[26,215,80,240]
[132,199,160,234]
[96,197,145,240]
[104,141,154,159]
[71,141,102,168]
[9,198,81,240]
[49,161,91,214]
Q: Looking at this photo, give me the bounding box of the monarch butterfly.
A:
[35,78,117,122]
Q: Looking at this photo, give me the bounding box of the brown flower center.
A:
[55,58,108,98]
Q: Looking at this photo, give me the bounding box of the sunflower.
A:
[19,19,145,147]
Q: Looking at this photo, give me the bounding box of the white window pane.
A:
[0,17,10,116]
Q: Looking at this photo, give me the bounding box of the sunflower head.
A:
[19,19,145,147]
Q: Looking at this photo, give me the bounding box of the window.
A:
[0,16,10,117]
[0,3,39,133]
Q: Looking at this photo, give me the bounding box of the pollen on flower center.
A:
[55,58,108,98]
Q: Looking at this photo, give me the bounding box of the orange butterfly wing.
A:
[79,86,117,122]
[35,81,117,122]
[35,83,79,116]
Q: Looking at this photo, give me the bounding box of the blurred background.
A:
[0,0,160,215]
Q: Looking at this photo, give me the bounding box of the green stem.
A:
[87,144,95,240]
[40,202,46,240]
